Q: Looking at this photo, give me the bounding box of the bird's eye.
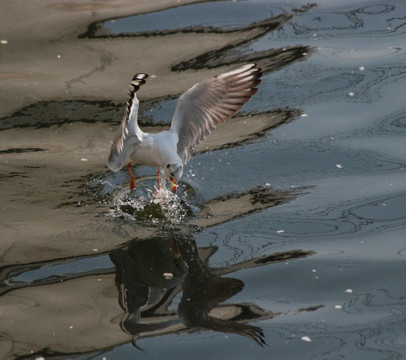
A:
[166,164,170,168]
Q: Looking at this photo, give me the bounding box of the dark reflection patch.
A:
[0,147,47,154]
[0,99,161,131]
[79,2,290,39]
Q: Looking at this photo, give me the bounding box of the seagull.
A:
[107,64,263,192]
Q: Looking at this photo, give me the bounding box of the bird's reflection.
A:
[110,235,314,348]
[110,238,188,345]
[177,238,266,346]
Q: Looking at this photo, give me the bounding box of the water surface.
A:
[1,0,406,359]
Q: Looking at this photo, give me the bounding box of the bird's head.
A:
[164,162,183,192]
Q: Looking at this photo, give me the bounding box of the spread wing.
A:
[107,73,148,172]
[170,64,262,164]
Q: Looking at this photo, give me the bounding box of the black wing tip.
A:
[250,63,263,80]
[129,73,149,90]
[238,63,262,74]
[251,88,259,95]
[127,73,149,97]
[132,73,149,81]
[223,63,263,83]
[249,64,263,93]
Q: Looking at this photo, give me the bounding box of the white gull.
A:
[107,64,263,192]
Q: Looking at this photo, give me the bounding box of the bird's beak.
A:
[170,177,177,193]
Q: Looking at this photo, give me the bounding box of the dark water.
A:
[1,1,406,359]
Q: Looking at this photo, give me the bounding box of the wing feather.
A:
[107,73,148,172]
[170,64,262,164]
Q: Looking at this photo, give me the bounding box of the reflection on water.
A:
[111,235,316,348]
[0,182,311,357]
[96,1,283,36]
[82,2,289,38]
[2,0,406,359]
[81,4,313,72]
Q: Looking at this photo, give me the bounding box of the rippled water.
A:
[1,1,406,359]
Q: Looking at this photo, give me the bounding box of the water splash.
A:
[88,174,200,226]
[110,186,188,225]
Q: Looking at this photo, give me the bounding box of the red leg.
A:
[156,168,161,190]
[127,162,136,190]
